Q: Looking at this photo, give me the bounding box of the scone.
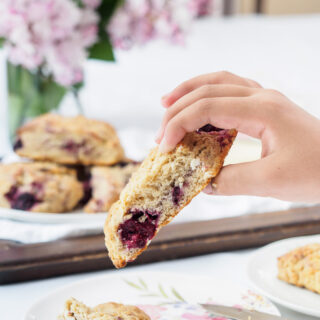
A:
[278,243,320,294]
[85,162,140,213]
[104,125,237,268]
[58,297,150,320]
[0,162,83,213]
[14,114,125,165]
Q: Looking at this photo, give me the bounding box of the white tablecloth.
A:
[1,14,320,319]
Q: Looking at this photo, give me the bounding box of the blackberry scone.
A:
[85,162,140,213]
[14,114,125,165]
[58,298,150,320]
[0,162,83,213]
[278,243,320,294]
[104,125,237,268]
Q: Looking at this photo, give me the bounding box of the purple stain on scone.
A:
[172,186,183,205]
[198,124,232,149]
[11,193,39,210]
[5,186,18,202]
[198,124,223,133]
[13,139,23,151]
[78,180,92,206]
[61,140,85,153]
[5,187,39,211]
[119,209,160,249]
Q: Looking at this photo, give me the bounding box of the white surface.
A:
[1,250,318,320]
[248,235,320,318]
[1,14,320,320]
[26,271,280,319]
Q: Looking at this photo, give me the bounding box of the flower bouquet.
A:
[0,0,213,142]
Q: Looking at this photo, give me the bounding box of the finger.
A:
[159,96,265,153]
[208,158,272,197]
[162,71,262,108]
[155,84,256,143]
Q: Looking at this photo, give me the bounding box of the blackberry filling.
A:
[5,186,18,202]
[172,186,183,205]
[119,209,160,249]
[5,187,39,211]
[198,124,223,132]
[13,139,23,151]
[61,140,85,153]
[78,180,92,206]
[12,193,38,211]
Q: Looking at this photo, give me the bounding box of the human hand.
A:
[155,71,320,203]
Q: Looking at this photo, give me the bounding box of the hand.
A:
[155,71,320,203]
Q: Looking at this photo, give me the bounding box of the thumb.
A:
[203,158,272,197]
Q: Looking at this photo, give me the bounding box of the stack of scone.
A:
[0,114,139,214]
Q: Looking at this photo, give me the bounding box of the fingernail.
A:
[203,180,218,195]
[202,183,213,194]
[154,127,163,143]
[162,93,169,100]
[159,137,173,153]
[161,94,170,108]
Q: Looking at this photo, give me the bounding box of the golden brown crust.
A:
[104,129,237,268]
[58,297,150,320]
[278,243,320,294]
[15,114,125,166]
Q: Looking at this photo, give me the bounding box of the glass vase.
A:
[7,61,67,144]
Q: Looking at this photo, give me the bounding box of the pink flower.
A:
[83,0,101,9]
[108,0,193,50]
[0,0,99,86]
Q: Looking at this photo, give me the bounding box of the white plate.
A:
[247,235,320,317]
[0,207,107,224]
[25,271,280,320]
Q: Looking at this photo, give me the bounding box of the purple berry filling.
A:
[12,193,38,210]
[119,209,160,249]
[198,124,223,133]
[172,186,183,205]
[61,140,85,153]
[78,180,92,206]
[13,139,23,151]
[198,124,232,148]
[5,186,18,202]
[5,186,39,211]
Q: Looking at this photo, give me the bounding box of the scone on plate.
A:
[85,162,140,213]
[0,162,83,213]
[278,243,320,294]
[14,114,125,165]
[58,297,150,320]
[104,125,237,268]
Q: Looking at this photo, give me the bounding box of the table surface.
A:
[0,250,317,320]
[1,14,320,320]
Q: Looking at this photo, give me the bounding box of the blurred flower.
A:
[0,0,99,86]
[188,0,213,17]
[108,0,195,50]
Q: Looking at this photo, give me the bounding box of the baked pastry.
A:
[0,162,83,213]
[58,297,150,320]
[278,243,320,294]
[104,125,237,268]
[85,162,140,213]
[14,114,125,165]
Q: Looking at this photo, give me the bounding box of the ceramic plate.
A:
[247,235,320,317]
[25,271,280,320]
[0,207,107,224]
